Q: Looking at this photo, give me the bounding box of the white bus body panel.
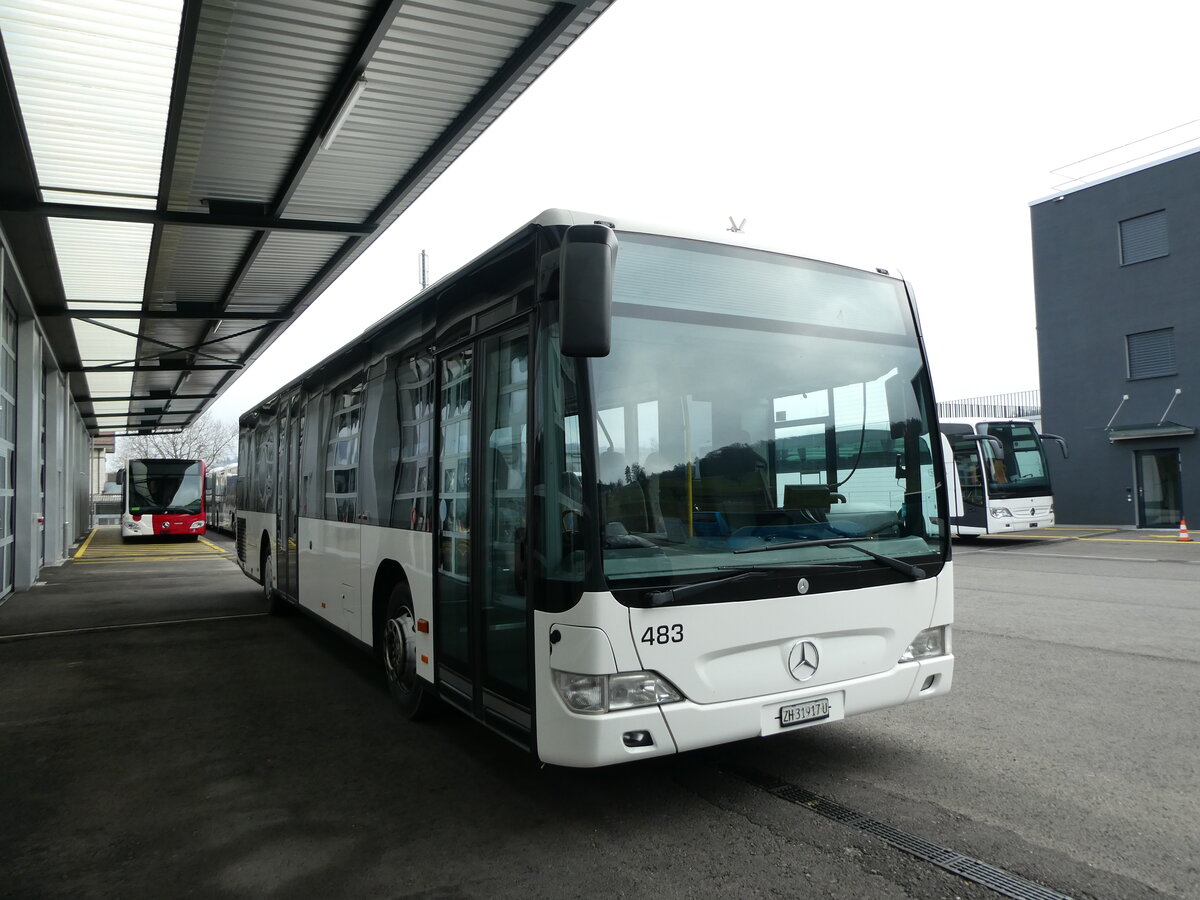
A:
[536,565,953,767]
[953,495,1055,536]
[299,518,361,638]
[990,495,1054,531]
[238,510,274,583]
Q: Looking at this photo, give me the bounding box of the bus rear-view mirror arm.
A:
[1040,433,1069,459]
[961,433,1005,458]
[559,223,617,357]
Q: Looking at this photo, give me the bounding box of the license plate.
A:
[779,698,830,727]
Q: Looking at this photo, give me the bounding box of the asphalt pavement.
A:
[0,525,1195,900]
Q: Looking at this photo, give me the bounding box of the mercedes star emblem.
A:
[788,640,820,682]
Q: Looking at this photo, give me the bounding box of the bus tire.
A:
[382,583,435,720]
[262,547,287,616]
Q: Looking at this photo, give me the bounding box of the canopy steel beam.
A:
[63,363,241,373]
[52,309,289,321]
[4,202,375,235]
[87,393,218,402]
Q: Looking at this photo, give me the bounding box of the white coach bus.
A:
[235,209,955,767]
[938,419,1068,537]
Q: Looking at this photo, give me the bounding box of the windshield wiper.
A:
[644,563,851,608]
[734,537,926,581]
[644,571,765,607]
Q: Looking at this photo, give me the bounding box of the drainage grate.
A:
[727,767,1076,900]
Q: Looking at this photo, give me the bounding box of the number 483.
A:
[641,624,683,645]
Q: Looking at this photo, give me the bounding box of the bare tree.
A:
[112,413,238,471]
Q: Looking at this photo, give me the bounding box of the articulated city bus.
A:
[119,458,206,540]
[235,209,955,767]
[939,419,1068,537]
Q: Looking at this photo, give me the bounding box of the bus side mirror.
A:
[559,223,617,357]
[116,469,125,485]
[969,432,1004,459]
[1040,432,1069,459]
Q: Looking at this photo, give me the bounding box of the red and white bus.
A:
[119,458,207,540]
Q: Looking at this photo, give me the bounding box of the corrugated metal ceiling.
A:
[0,0,614,435]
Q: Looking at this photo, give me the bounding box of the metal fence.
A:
[937,390,1041,421]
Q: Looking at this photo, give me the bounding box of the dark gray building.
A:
[1031,151,1199,528]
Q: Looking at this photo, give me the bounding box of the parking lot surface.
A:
[1,526,1196,899]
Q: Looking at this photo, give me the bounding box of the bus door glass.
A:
[436,346,474,698]
[435,328,532,722]
[480,330,530,711]
[278,395,302,597]
[952,442,988,528]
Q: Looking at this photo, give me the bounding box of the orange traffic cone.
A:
[1179,519,1193,542]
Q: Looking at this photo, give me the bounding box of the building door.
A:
[1135,449,1182,528]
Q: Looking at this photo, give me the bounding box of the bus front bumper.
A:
[536,654,953,768]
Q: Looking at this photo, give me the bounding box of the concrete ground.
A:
[1,524,1194,900]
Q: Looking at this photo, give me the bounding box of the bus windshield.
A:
[128,460,204,515]
[574,233,944,585]
[978,422,1051,498]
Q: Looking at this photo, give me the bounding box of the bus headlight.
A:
[553,670,682,714]
[990,507,1013,518]
[900,626,947,662]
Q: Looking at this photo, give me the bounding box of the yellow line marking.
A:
[74,528,99,558]
[978,533,1196,545]
[198,537,227,552]
[1078,537,1195,544]
[73,556,236,565]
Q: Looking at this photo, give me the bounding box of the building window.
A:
[1119,210,1168,265]
[1126,328,1176,379]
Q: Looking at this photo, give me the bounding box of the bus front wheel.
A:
[382,584,434,720]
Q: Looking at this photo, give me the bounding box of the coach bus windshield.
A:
[976,422,1051,498]
[128,460,204,515]
[555,233,945,589]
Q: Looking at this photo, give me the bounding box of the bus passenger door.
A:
[479,329,531,732]
[276,395,302,599]
[435,327,531,742]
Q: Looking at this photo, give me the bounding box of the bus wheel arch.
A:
[261,534,286,615]
[376,566,434,720]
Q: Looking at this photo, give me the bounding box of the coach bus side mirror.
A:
[963,432,1004,459]
[559,223,617,357]
[115,469,125,485]
[1040,432,1069,459]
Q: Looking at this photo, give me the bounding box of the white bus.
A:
[938,419,1068,537]
[235,209,955,767]
[205,463,238,533]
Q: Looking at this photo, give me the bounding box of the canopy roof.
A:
[0,0,612,435]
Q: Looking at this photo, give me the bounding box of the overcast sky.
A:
[208,0,1200,423]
